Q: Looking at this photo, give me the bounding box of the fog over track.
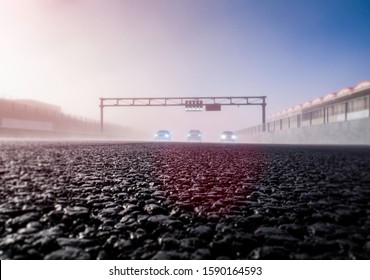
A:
[0,141,369,259]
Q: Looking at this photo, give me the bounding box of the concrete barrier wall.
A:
[239,118,370,145]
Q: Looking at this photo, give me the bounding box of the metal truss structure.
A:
[99,96,267,132]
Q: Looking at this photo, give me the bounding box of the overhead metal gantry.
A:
[99,96,267,133]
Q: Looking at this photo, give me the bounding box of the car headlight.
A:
[232,135,236,139]
[165,134,169,138]
[221,134,226,139]
[154,134,158,137]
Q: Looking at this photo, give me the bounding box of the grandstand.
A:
[237,80,370,145]
[0,98,128,138]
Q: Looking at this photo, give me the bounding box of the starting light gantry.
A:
[99,96,267,132]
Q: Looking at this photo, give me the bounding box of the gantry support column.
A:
[100,98,104,134]
[262,97,266,131]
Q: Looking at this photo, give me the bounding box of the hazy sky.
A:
[1,0,370,140]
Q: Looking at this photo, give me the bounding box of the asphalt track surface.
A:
[0,141,369,259]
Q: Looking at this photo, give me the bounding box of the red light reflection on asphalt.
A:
[153,144,266,217]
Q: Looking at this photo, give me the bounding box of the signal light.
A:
[185,100,203,111]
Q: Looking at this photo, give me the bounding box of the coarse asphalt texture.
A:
[0,141,369,260]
